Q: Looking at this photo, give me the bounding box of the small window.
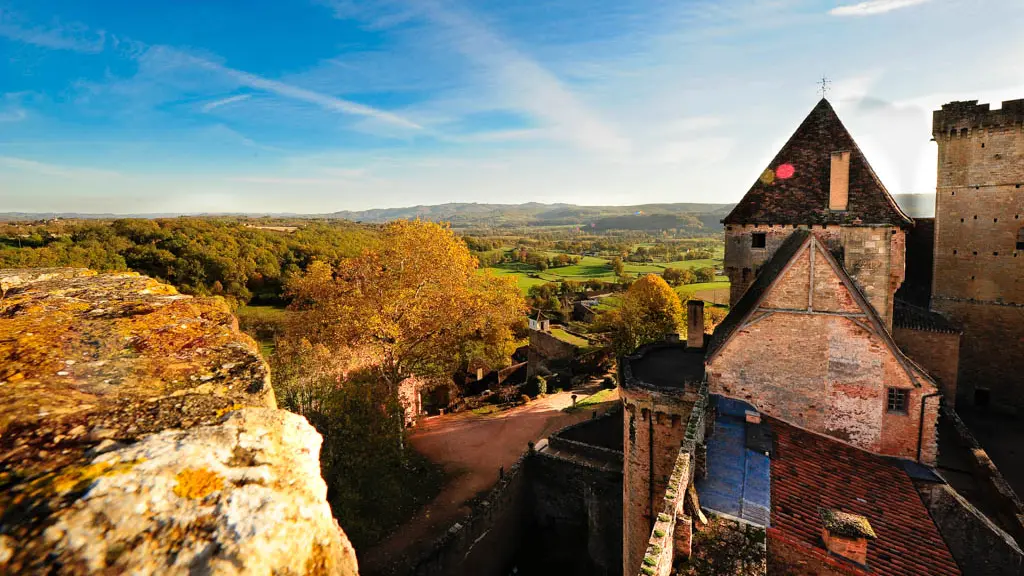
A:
[975,388,991,408]
[887,388,909,414]
[752,233,767,249]
[629,415,636,445]
[1017,228,1024,250]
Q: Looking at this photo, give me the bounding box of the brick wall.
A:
[892,326,961,405]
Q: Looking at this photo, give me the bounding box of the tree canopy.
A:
[599,273,684,356]
[284,220,526,391]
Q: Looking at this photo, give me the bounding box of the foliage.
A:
[271,357,444,550]
[0,218,375,307]
[610,257,625,276]
[684,248,715,260]
[694,266,717,283]
[528,375,548,397]
[599,274,684,356]
[662,267,696,286]
[285,220,527,394]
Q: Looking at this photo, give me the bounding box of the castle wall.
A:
[724,224,904,329]
[892,326,961,406]
[708,313,938,463]
[932,100,1024,407]
[525,443,623,576]
[621,386,695,576]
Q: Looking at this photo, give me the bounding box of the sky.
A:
[0,0,1022,214]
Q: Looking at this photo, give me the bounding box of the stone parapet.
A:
[0,268,357,575]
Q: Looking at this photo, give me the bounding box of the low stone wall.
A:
[944,406,1024,545]
[395,455,529,576]
[917,482,1024,575]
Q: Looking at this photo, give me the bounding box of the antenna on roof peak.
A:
[818,75,832,99]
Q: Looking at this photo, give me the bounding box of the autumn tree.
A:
[662,267,696,287]
[610,257,625,276]
[284,220,526,396]
[599,274,684,356]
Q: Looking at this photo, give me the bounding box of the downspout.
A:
[917,392,941,462]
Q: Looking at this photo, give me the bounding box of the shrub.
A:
[528,375,547,397]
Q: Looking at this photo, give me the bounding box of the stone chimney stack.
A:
[687,300,704,349]
[820,509,876,566]
[829,150,851,211]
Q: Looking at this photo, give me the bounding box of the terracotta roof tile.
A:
[769,417,961,575]
[723,99,912,227]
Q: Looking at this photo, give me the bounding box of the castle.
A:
[616,97,1024,575]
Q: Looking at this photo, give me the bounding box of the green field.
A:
[550,328,591,348]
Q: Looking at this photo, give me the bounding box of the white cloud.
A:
[201,94,252,112]
[0,10,106,52]
[830,0,933,17]
[0,156,123,179]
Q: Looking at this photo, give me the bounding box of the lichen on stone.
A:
[173,468,225,500]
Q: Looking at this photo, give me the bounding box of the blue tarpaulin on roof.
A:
[696,396,771,526]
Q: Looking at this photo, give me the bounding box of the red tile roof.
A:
[768,417,960,575]
[722,98,912,227]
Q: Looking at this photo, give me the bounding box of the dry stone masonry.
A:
[0,268,357,575]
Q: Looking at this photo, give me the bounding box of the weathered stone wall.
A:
[917,482,1024,576]
[710,242,941,463]
[527,328,578,380]
[724,224,904,328]
[892,325,961,405]
[0,269,356,575]
[932,100,1024,407]
[525,441,623,576]
[621,383,700,576]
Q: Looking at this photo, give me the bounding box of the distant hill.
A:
[0,195,933,226]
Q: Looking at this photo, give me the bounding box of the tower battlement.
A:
[933,99,1024,135]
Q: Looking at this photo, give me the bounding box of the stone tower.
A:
[931,99,1024,407]
[618,343,704,576]
[723,98,913,330]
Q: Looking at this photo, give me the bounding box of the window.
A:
[887,388,909,414]
[975,388,991,408]
[751,232,767,249]
[1017,228,1024,250]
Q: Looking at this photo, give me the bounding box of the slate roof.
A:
[894,300,961,334]
[723,99,912,227]
[769,417,961,576]
[706,230,810,358]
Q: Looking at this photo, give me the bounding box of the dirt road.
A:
[359,387,618,573]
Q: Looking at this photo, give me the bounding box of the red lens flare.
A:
[775,163,795,179]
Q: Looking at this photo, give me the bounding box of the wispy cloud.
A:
[0,108,26,122]
[179,51,423,130]
[830,0,932,17]
[0,10,106,52]
[416,1,629,154]
[201,94,252,112]
[0,156,123,179]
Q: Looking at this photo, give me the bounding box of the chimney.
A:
[820,509,876,566]
[829,151,851,211]
[687,300,705,349]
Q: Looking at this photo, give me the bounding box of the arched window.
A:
[1017,228,1024,250]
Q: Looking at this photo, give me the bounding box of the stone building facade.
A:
[931,99,1024,407]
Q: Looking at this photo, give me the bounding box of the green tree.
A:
[694,266,717,283]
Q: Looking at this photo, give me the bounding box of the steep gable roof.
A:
[723,99,912,227]
[707,231,929,387]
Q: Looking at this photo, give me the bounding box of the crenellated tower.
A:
[931,99,1024,407]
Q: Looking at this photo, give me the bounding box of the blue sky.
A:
[1,0,1022,214]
